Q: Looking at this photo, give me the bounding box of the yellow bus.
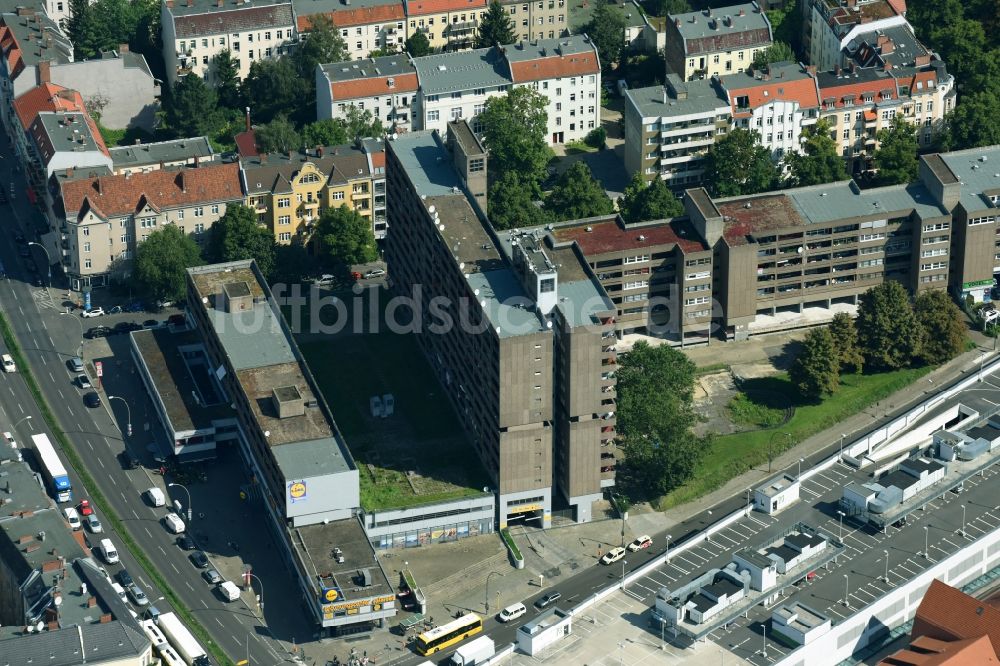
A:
[415,613,483,655]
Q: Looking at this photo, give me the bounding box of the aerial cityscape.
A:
[0,0,998,664]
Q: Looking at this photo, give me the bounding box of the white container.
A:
[219,580,241,602]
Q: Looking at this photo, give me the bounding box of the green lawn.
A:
[656,366,932,510]
[300,331,490,511]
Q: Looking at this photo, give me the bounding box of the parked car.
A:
[118,450,139,470]
[176,534,196,550]
[364,268,386,279]
[627,535,652,552]
[77,499,93,516]
[126,583,148,606]
[189,550,209,568]
[75,375,92,389]
[202,569,223,585]
[2,354,15,372]
[534,591,562,609]
[600,547,627,565]
[144,487,165,507]
[142,319,160,329]
[68,357,84,372]
[114,321,142,334]
[162,512,186,534]
[3,432,16,448]
[81,307,105,318]
[63,506,81,530]
[83,392,101,408]
[116,569,134,587]
[85,513,103,533]
[85,326,110,339]
[108,305,123,314]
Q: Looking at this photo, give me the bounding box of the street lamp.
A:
[797,457,805,479]
[882,549,889,584]
[746,487,752,516]
[837,510,845,542]
[980,352,987,382]
[961,504,967,538]
[923,525,929,558]
[59,312,84,358]
[762,622,767,659]
[14,415,32,433]
[621,559,628,590]
[27,241,51,285]
[840,433,846,463]
[107,395,132,438]
[485,571,504,613]
[168,482,192,523]
[245,572,264,611]
[142,596,165,619]
[843,574,850,607]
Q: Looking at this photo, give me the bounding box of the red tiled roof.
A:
[14,83,82,130]
[887,0,906,16]
[818,76,896,108]
[727,76,820,117]
[235,129,258,158]
[911,579,1000,659]
[718,194,805,246]
[878,635,999,666]
[406,0,485,17]
[61,163,242,220]
[509,53,600,83]
[330,72,418,100]
[552,217,707,255]
[298,3,404,31]
[0,26,24,81]
[369,151,385,168]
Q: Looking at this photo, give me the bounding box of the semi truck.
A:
[451,635,495,665]
[157,612,209,665]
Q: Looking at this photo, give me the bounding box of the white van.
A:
[219,580,241,602]
[498,602,527,622]
[144,487,165,507]
[162,512,185,534]
[99,538,119,564]
[63,507,81,530]
[111,582,127,603]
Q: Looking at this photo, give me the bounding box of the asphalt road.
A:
[0,136,289,665]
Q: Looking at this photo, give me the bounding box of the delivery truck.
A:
[451,635,495,665]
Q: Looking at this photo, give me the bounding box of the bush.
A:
[585,126,607,149]
[727,393,785,428]
[500,528,522,560]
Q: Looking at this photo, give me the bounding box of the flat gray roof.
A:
[321,54,416,82]
[504,34,595,62]
[787,180,948,224]
[467,270,547,339]
[389,131,464,199]
[0,619,149,664]
[0,456,51,517]
[110,137,214,170]
[519,607,569,635]
[36,112,103,155]
[271,436,351,476]
[937,146,1000,214]
[294,516,393,599]
[413,47,511,95]
[626,79,729,119]
[669,3,770,42]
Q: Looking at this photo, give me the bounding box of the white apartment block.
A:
[295,0,406,61]
[161,0,297,87]
[316,55,419,131]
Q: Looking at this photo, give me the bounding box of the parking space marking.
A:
[799,486,821,499]
[714,532,739,546]
[746,514,768,528]
[806,478,832,493]
[676,553,701,569]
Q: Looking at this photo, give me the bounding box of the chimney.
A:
[882,40,894,55]
[675,17,680,27]
[66,167,73,178]
[194,155,200,167]
[245,106,251,133]
[42,559,60,573]
[849,61,857,73]
[738,7,745,16]
[835,64,842,76]
[217,0,223,5]
[317,146,324,157]
[15,6,34,15]
[118,43,129,53]
[847,0,857,7]
[805,65,816,77]
[100,614,112,624]
[186,0,192,7]
[166,0,173,6]
[87,596,97,608]
[883,61,891,71]
[37,59,50,84]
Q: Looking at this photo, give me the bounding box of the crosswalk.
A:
[31,288,58,310]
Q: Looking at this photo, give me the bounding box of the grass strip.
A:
[500,528,523,561]
[694,362,730,377]
[0,313,234,666]
[656,366,932,511]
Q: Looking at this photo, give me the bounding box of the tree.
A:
[789,328,840,400]
[294,15,348,79]
[660,0,691,16]
[488,172,551,230]
[405,32,432,57]
[940,91,1000,151]
[475,0,516,48]
[212,49,243,110]
[165,74,223,139]
[315,204,378,267]
[64,0,109,60]
[855,281,922,370]
[785,119,848,187]
[544,162,614,221]
[343,106,384,141]
[205,204,277,278]
[873,116,919,185]
[828,312,863,373]
[585,3,626,70]
[479,86,551,184]
[244,58,307,125]
[620,174,683,223]
[133,225,203,303]
[703,129,779,197]
[272,243,318,284]
[914,290,967,365]
[255,116,301,153]
[302,119,349,147]
[615,341,703,499]
[751,42,795,69]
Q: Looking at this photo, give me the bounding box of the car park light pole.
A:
[840,433,846,464]
[244,572,264,611]
[27,241,51,285]
[168,482,192,522]
[107,395,132,438]
[797,457,805,479]
[843,574,850,608]
[837,510,845,542]
[59,312,84,358]
[621,559,627,591]
[882,549,889,584]
[923,526,930,558]
[14,415,32,433]
[961,504,967,538]
[485,571,504,613]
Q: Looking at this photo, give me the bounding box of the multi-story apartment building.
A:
[161,0,297,87]
[316,35,598,145]
[663,2,772,82]
[724,61,821,161]
[240,142,384,244]
[109,137,217,176]
[315,55,419,131]
[296,0,406,61]
[623,74,731,189]
[0,8,72,136]
[53,162,243,290]
[551,146,1000,344]
[183,260,394,635]
[385,122,617,525]
[502,0,568,43]
[804,0,907,71]
[403,0,486,51]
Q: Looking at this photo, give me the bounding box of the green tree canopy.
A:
[789,327,840,400]
[165,74,223,139]
[475,0,516,48]
[660,0,691,16]
[212,49,243,111]
[343,106,385,141]
[619,174,683,223]
[751,42,795,69]
[940,91,1000,152]
[828,312,863,373]
[133,225,204,302]
[405,32,432,57]
[255,116,302,154]
[479,86,552,185]
[914,290,967,365]
[616,341,703,499]
[703,128,779,197]
[295,15,348,79]
[205,204,277,278]
[315,204,378,267]
[272,243,318,284]
[873,116,919,185]
[585,2,626,69]
[785,119,848,187]
[488,172,551,230]
[64,0,158,60]
[302,118,349,148]
[856,281,922,370]
[544,162,615,221]
[244,58,307,125]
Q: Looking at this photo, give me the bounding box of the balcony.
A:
[351,189,369,199]
[301,200,319,210]
[447,20,478,34]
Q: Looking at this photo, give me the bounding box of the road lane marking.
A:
[96,457,104,468]
[17,402,23,414]
[201,600,208,608]
[48,335,53,346]
[186,581,194,591]
[132,509,139,520]
[171,563,180,574]
[144,527,152,538]
[109,475,117,486]
[139,576,150,588]
[216,618,224,627]
[57,389,65,400]
[48,371,54,382]
[86,440,93,450]
[158,546,166,556]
